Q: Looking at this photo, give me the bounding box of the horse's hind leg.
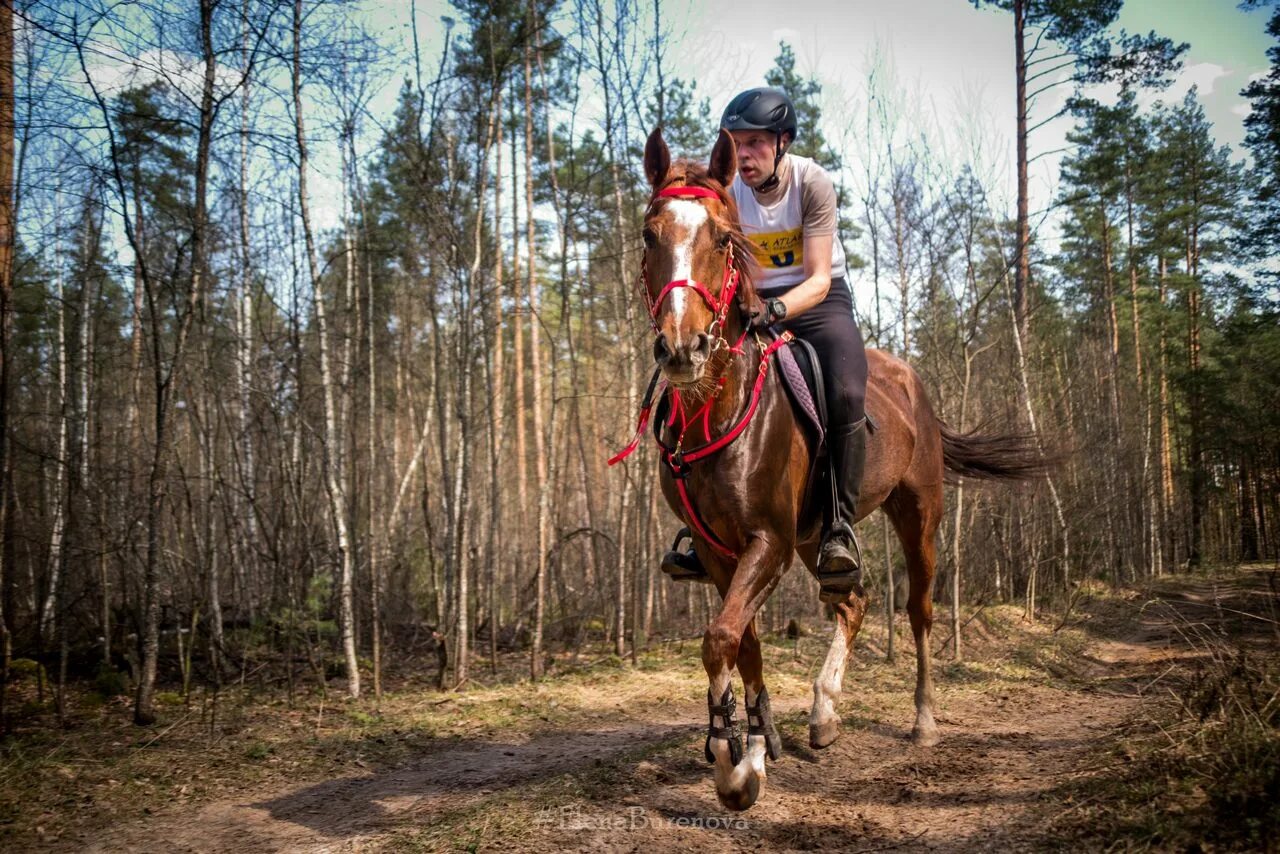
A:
[808,585,870,748]
[797,542,871,748]
[886,483,942,747]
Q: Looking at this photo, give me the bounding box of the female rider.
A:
[662,87,868,601]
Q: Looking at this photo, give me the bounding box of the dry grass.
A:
[2,567,1274,851]
[1045,566,1280,852]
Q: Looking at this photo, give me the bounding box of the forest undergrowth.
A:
[0,564,1274,851]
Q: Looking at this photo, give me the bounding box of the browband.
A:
[653,185,721,202]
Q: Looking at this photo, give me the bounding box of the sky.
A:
[661,0,1273,211]
[68,0,1276,296]
[360,0,1272,307]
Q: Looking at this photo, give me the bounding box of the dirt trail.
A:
[84,720,706,853]
[78,572,1272,853]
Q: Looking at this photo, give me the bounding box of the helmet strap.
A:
[755,133,786,193]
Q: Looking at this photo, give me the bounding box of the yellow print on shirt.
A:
[748,228,805,269]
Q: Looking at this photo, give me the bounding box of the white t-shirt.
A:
[730,154,847,293]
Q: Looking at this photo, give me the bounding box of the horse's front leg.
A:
[703,535,786,812]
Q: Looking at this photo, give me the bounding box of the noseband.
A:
[642,185,743,344]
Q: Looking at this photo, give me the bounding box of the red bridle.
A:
[612,184,789,561]
[642,185,742,341]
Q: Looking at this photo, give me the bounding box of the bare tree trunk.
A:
[510,93,528,582]
[1100,213,1125,579]
[42,191,67,642]
[57,193,98,723]
[1158,256,1173,567]
[293,0,359,698]
[994,227,1069,614]
[524,8,548,680]
[487,85,505,676]
[235,0,256,631]
[133,0,217,723]
[1186,227,1204,567]
[950,349,973,661]
[1012,0,1030,341]
[347,135,381,701]
[883,513,895,662]
[0,0,12,729]
[590,0,639,662]
[455,89,500,687]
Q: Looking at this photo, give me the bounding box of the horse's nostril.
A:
[653,334,673,364]
[691,333,711,364]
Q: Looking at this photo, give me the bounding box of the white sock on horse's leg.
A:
[809,622,849,748]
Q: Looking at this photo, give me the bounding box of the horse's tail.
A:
[937,420,1058,482]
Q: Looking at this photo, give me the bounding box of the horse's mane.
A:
[653,159,760,309]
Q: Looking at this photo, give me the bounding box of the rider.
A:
[661,87,868,601]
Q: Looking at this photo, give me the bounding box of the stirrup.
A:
[661,527,712,583]
[705,685,743,765]
[817,520,862,602]
[745,686,783,761]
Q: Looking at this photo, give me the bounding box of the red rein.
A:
[609,183,792,559]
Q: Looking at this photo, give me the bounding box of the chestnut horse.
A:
[629,128,1049,812]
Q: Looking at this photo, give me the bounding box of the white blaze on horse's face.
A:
[663,198,709,344]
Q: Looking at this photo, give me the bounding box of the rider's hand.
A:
[750,297,787,329]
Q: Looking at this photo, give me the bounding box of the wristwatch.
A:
[766,297,788,324]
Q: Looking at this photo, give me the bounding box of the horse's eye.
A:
[716,232,732,250]
[642,227,656,248]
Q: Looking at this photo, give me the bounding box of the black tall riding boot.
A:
[817,418,866,603]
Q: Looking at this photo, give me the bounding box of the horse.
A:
[622,127,1051,812]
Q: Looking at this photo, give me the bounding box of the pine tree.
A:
[1149,90,1243,567]
[765,42,839,171]
[969,0,1185,340]
[1241,5,1280,294]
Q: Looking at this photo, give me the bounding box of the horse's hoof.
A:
[911,725,940,747]
[809,720,840,749]
[716,775,761,812]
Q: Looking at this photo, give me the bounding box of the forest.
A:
[0,0,1276,806]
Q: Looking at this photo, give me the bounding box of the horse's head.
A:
[641,127,752,387]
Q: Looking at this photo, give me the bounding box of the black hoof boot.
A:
[661,527,712,583]
[817,520,862,603]
[746,686,783,761]
[704,685,743,765]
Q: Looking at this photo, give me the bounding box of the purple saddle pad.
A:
[774,335,825,450]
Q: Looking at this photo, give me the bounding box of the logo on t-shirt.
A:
[748,228,804,269]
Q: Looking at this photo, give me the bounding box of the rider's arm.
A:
[774,161,838,320]
[775,233,832,318]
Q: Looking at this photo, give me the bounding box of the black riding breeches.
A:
[775,278,867,430]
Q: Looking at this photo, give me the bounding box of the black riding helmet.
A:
[720,87,797,191]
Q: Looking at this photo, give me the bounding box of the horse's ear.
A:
[709,129,737,187]
[644,127,670,189]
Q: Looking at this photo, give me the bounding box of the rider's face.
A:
[729,129,785,188]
